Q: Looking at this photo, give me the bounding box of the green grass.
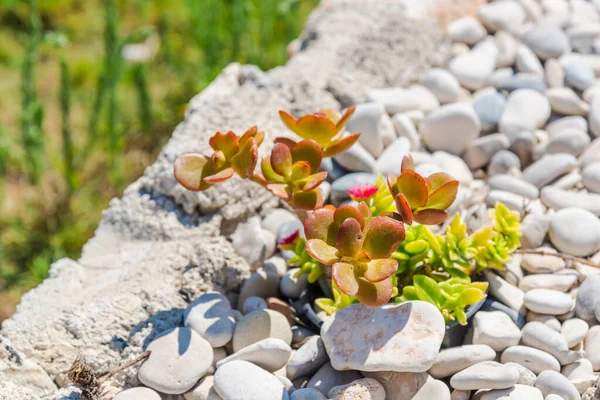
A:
[0,0,318,319]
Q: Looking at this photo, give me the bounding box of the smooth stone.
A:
[500,89,550,137]
[347,102,387,158]
[262,209,298,236]
[307,362,361,396]
[527,312,562,333]
[473,91,506,132]
[504,362,537,386]
[328,378,386,400]
[321,301,445,372]
[448,16,487,45]
[583,162,600,192]
[584,325,600,370]
[562,319,590,348]
[546,58,565,88]
[498,255,524,287]
[184,376,218,400]
[481,299,526,329]
[486,190,527,215]
[576,276,600,320]
[562,358,594,382]
[495,74,547,93]
[489,68,514,87]
[580,138,600,167]
[516,44,544,76]
[520,214,551,249]
[590,95,600,138]
[320,158,348,182]
[566,62,596,91]
[544,395,564,400]
[214,360,289,400]
[365,87,421,114]
[216,338,291,372]
[363,371,429,400]
[546,129,591,156]
[472,311,522,352]
[420,68,461,104]
[449,38,498,91]
[521,154,577,188]
[519,274,577,293]
[238,270,280,308]
[290,388,327,400]
[550,208,600,256]
[484,271,526,315]
[450,361,519,391]
[413,378,451,400]
[547,116,588,138]
[114,388,162,400]
[232,309,292,352]
[287,335,329,381]
[524,289,574,315]
[432,151,473,184]
[375,137,411,175]
[488,151,521,176]
[392,113,420,149]
[478,1,526,33]
[185,292,237,348]
[280,268,308,300]
[139,327,213,394]
[330,173,377,203]
[509,131,535,167]
[242,296,267,315]
[546,88,590,116]
[501,346,560,374]
[464,134,510,169]
[420,103,481,155]
[291,325,315,346]
[489,175,539,199]
[535,370,581,400]
[495,31,518,68]
[232,216,272,269]
[521,23,569,60]
[479,384,544,400]
[551,170,583,190]
[521,321,583,365]
[334,141,376,172]
[429,345,496,378]
[543,188,600,216]
[452,389,471,400]
[408,84,440,114]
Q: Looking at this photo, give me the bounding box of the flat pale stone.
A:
[584,325,600,370]
[576,275,600,320]
[450,361,519,391]
[562,358,594,381]
[413,378,451,400]
[472,311,521,352]
[214,360,289,400]
[546,87,590,116]
[185,292,236,348]
[488,151,521,176]
[290,389,327,400]
[519,274,577,293]
[521,154,577,188]
[590,93,600,138]
[375,137,411,175]
[347,102,387,158]
[287,335,329,381]
[448,16,487,45]
[307,362,361,396]
[562,319,590,348]
[504,362,537,386]
[521,247,566,274]
[521,321,583,365]
[232,309,292,352]
[500,345,560,374]
[526,311,562,331]
[546,129,591,156]
[334,141,376,172]
[138,327,214,394]
[516,44,544,76]
[238,270,280,307]
[543,188,600,216]
[365,87,420,115]
[420,103,481,155]
[420,68,461,104]
[500,89,550,137]
[524,289,574,315]
[520,214,551,249]
[363,371,429,400]
[549,208,600,256]
[488,175,539,199]
[583,162,600,192]
[328,378,386,400]
[448,40,498,91]
[535,370,580,400]
[464,134,510,169]
[478,1,526,33]
[114,387,162,400]
[546,58,565,88]
[580,138,600,167]
[484,271,526,315]
[320,301,445,372]
[428,345,496,378]
[547,116,588,137]
[522,23,569,60]
[479,384,543,400]
[216,338,291,372]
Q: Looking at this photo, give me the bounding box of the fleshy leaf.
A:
[458,288,485,305]
[302,171,328,192]
[394,193,413,225]
[336,218,363,258]
[364,259,398,282]
[291,139,322,172]
[270,143,293,178]
[304,208,335,243]
[334,205,365,229]
[395,170,428,209]
[332,262,359,296]
[231,137,258,179]
[413,275,442,308]
[355,277,393,307]
[401,155,414,173]
[335,106,356,132]
[306,239,340,265]
[209,131,239,158]
[413,209,448,225]
[425,180,459,210]
[292,188,323,210]
[294,114,338,147]
[261,157,284,182]
[323,133,360,158]
[173,153,208,191]
[273,137,297,149]
[291,161,311,181]
[428,172,455,191]
[363,216,405,259]
[266,183,289,199]
[204,167,234,184]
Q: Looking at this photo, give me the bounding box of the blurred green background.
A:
[0,0,318,320]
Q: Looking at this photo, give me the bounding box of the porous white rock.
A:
[328,378,386,400]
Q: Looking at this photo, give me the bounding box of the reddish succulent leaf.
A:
[266,183,289,199]
[211,150,227,168]
[231,137,258,179]
[204,167,234,184]
[425,180,459,210]
[250,173,267,186]
[291,161,311,181]
[261,157,284,182]
[395,170,428,209]
[364,259,398,282]
[401,154,414,173]
[413,209,448,225]
[294,114,338,147]
[270,143,293,178]
[394,193,414,225]
[358,201,371,219]
[333,262,359,296]
[291,139,322,173]
[334,205,365,229]
[273,137,297,149]
[387,174,399,196]
[302,171,328,192]
[428,172,455,191]
[292,188,323,210]
[279,110,298,132]
[239,126,261,146]
[173,153,208,191]
[323,133,360,158]
[363,216,406,259]
[336,218,363,258]
[355,277,393,307]
[209,131,239,158]
[306,239,340,265]
[335,106,356,133]
[304,208,335,242]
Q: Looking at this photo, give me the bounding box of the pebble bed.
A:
[113,1,600,399]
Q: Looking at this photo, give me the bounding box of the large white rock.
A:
[521,154,577,188]
[420,103,481,155]
[320,301,445,372]
[534,370,581,400]
[114,387,162,400]
[500,89,550,137]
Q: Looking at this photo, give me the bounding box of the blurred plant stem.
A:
[133,64,152,136]
[60,59,76,195]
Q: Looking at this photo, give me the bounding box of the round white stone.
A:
[500,346,560,374]
[500,89,550,137]
[184,292,236,348]
[428,345,496,378]
[448,16,487,45]
[479,384,543,400]
[549,208,600,257]
[472,311,521,352]
[216,338,291,372]
[583,162,600,192]
[561,319,589,348]
[524,289,574,315]
[114,387,161,400]
[584,325,600,370]
[420,68,461,104]
[420,103,481,155]
[521,321,581,366]
[232,309,292,352]
[214,360,289,400]
[534,370,580,400]
[519,274,577,293]
[450,361,519,391]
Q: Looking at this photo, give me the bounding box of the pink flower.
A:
[279,229,300,246]
[348,184,378,201]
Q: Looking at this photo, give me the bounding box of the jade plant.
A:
[173,107,522,325]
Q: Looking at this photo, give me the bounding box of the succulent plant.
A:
[348,174,396,217]
[387,155,459,225]
[303,203,405,306]
[279,230,324,283]
[279,107,359,158]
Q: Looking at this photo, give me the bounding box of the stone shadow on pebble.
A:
[128,307,185,351]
